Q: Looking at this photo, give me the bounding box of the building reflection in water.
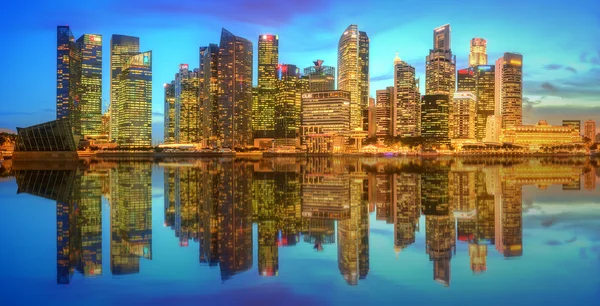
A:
[13,156,596,286]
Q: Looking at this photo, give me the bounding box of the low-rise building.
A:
[502,120,582,151]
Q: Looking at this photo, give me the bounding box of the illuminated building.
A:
[469,244,487,273]
[495,53,523,129]
[14,119,78,162]
[394,53,421,137]
[78,174,103,277]
[110,162,152,275]
[57,26,78,129]
[218,28,253,149]
[301,91,351,153]
[338,178,369,285]
[469,38,487,67]
[338,25,369,131]
[394,173,421,252]
[584,119,596,141]
[367,97,376,137]
[253,171,278,276]
[116,51,152,148]
[451,92,476,140]
[76,34,103,136]
[275,64,307,145]
[254,34,279,139]
[163,81,175,144]
[174,64,201,143]
[496,178,523,257]
[421,95,450,146]
[302,173,351,220]
[375,87,393,137]
[425,24,456,96]
[484,115,502,143]
[110,35,140,142]
[562,120,581,135]
[200,44,219,146]
[101,109,110,135]
[304,60,335,91]
[197,159,220,266]
[457,65,495,140]
[502,120,582,150]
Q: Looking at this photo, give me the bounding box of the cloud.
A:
[0,108,53,116]
[152,112,164,117]
[541,82,558,93]
[370,74,393,82]
[543,64,563,70]
[565,66,577,73]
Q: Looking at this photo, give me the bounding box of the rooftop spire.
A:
[394,51,401,64]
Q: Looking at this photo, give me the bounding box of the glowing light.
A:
[510,60,522,66]
[262,34,267,39]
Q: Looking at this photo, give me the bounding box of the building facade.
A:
[254,34,279,139]
[304,60,335,92]
[163,81,175,144]
[338,25,369,131]
[393,53,420,137]
[421,94,450,146]
[110,35,140,142]
[562,120,581,135]
[116,51,152,148]
[425,24,456,96]
[218,28,253,149]
[502,120,581,150]
[76,34,103,136]
[57,26,80,136]
[275,64,307,143]
[200,44,220,146]
[375,87,393,138]
[451,92,477,140]
[174,64,200,143]
[584,119,596,141]
[468,38,487,67]
[496,53,523,129]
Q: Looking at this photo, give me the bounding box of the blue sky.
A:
[0,0,599,142]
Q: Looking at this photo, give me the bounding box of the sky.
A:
[0,0,599,143]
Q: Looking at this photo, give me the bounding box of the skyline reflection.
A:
[8,156,599,287]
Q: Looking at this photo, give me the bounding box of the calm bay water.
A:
[0,157,599,305]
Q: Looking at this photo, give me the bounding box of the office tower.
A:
[394,52,421,137]
[275,64,306,144]
[110,35,140,142]
[57,26,78,127]
[426,24,456,96]
[457,68,476,93]
[451,92,476,140]
[496,180,523,257]
[304,60,335,91]
[254,34,278,139]
[200,44,220,146]
[421,95,450,146]
[301,90,351,135]
[218,28,253,149]
[76,34,103,136]
[394,173,421,252]
[253,171,278,276]
[469,38,487,67]
[101,109,110,135]
[164,81,175,144]
[338,178,369,285]
[496,53,523,129]
[110,162,152,275]
[484,115,502,142]
[584,119,596,141]
[338,25,369,131]
[116,51,152,148]
[367,97,376,137]
[562,120,581,135]
[474,65,495,140]
[78,174,103,277]
[375,87,393,137]
[174,64,200,143]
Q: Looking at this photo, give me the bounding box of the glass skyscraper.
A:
[163,81,175,144]
[304,60,335,92]
[110,35,140,142]
[469,38,488,67]
[338,25,369,131]
[254,34,279,139]
[421,94,450,146]
[200,44,220,146]
[174,64,200,143]
[425,24,456,96]
[116,51,152,148]
[394,53,421,137]
[218,28,253,149]
[495,53,523,129]
[275,64,308,143]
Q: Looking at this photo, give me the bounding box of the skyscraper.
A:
[254,34,279,139]
[451,92,476,140]
[375,87,393,137]
[304,60,335,91]
[275,64,307,144]
[496,53,523,129]
[200,44,219,146]
[421,94,450,146]
[116,51,152,148]
[426,24,456,96]
[338,25,369,131]
[110,35,140,142]
[562,120,581,135]
[394,53,421,137]
[76,34,103,136]
[163,81,175,144]
[475,65,495,140]
[584,120,596,141]
[218,28,253,149]
[174,64,200,143]
[469,38,487,67]
[57,26,80,136]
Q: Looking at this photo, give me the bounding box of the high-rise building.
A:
[426,24,456,96]
[496,53,523,129]
[254,34,279,139]
[101,109,110,135]
[174,64,200,143]
[338,25,369,131]
[584,120,596,141]
[116,51,152,148]
[218,28,253,149]
[451,92,477,140]
[301,90,351,135]
[110,35,140,142]
[57,26,78,128]
[368,97,376,137]
[375,87,393,137]
[474,65,495,140]
[562,120,581,135]
[394,53,421,137]
[275,64,307,143]
[457,68,476,93]
[469,38,487,67]
[76,34,103,136]
[484,115,502,143]
[421,94,450,146]
[304,60,335,92]
[163,81,175,144]
[200,44,219,146]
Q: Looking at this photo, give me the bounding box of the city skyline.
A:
[1,0,599,143]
